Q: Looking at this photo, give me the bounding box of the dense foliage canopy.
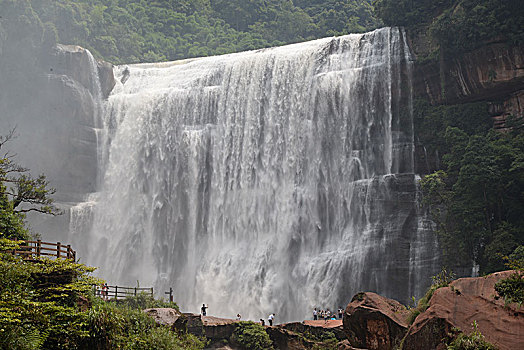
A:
[0,0,379,64]
[374,0,524,54]
[417,100,524,274]
[0,243,204,349]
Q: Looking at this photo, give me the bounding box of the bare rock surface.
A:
[202,316,238,340]
[403,270,524,350]
[143,308,182,326]
[343,292,409,350]
[414,43,524,106]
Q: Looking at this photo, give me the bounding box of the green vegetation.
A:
[0,0,379,64]
[495,272,524,306]
[309,331,338,350]
[447,322,496,350]
[416,99,524,274]
[231,321,273,350]
[374,0,524,56]
[373,0,453,27]
[494,248,524,306]
[0,131,60,241]
[407,268,455,324]
[0,133,203,349]
[0,245,205,349]
[0,240,96,349]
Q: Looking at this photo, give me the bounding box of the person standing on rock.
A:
[268,313,275,326]
[338,307,343,319]
[313,308,318,320]
[201,304,208,316]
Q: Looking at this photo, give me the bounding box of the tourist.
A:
[102,283,109,301]
[268,313,275,326]
[236,313,241,320]
[313,307,318,320]
[201,304,208,316]
[338,307,343,319]
[325,309,330,323]
[260,318,265,326]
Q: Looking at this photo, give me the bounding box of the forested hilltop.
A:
[0,0,378,64]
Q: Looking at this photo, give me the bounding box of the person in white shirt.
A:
[268,313,275,326]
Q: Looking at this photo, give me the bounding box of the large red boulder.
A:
[403,270,524,350]
[343,292,410,350]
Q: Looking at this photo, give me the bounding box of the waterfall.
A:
[76,27,439,322]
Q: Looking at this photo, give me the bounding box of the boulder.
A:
[403,270,524,350]
[202,316,238,340]
[343,292,410,350]
[143,307,182,326]
[143,308,189,332]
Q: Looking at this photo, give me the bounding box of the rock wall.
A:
[408,32,524,174]
[343,271,524,350]
[410,33,524,129]
[0,42,114,242]
[413,43,524,106]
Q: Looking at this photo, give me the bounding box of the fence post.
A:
[164,287,173,302]
[56,242,61,258]
[150,287,154,297]
[67,245,71,259]
[73,250,76,262]
[134,287,137,296]
[37,239,41,258]
[114,286,118,300]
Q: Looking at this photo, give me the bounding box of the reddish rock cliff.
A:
[343,292,410,350]
[343,271,523,350]
[414,43,524,106]
[403,270,524,350]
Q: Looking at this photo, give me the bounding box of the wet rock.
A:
[343,292,409,350]
[51,44,115,99]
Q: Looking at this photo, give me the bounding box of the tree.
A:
[0,130,60,240]
[421,124,524,274]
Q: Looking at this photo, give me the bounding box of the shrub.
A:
[125,325,205,350]
[447,322,496,350]
[232,321,273,350]
[85,302,125,349]
[119,292,179,311]
[494,272,524,306]
[407,268,455,324]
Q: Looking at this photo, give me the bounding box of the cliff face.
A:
[411,38,524,126]
[408,30,524,175]
[0,41,114,242]
[343,271,524,350]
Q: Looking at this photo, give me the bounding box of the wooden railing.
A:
[11,240,76,261]
[94,285,154,300]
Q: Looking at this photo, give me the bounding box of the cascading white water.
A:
[72,27,439,322]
